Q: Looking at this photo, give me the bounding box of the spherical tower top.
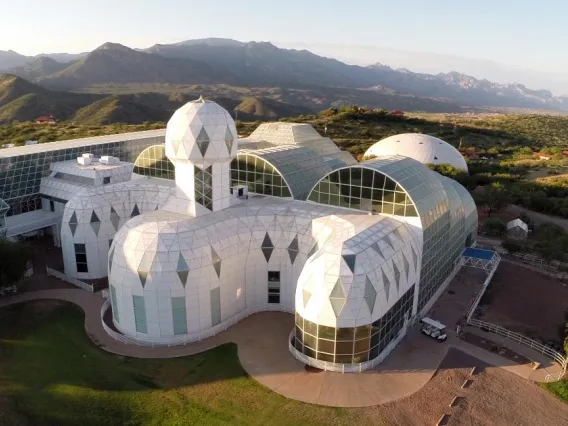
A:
[364,133,468,172]
[165,97,238,165]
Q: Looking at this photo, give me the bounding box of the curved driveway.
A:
[0,289,557,407]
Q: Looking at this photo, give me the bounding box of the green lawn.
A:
[0,302,367,426]
[544,380,568,404]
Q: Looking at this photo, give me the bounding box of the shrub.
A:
[483,218,506,236]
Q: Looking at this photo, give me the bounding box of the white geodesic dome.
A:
[165,97,238,166]
[364,133,468,172]
[295,215,420,329]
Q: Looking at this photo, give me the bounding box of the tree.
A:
[0,239,32,286]
[483,218,506,236]
[477,182,510,217]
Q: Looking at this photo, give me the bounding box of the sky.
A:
[1,0,566,73]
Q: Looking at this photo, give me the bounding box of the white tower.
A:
[164,97,238,216]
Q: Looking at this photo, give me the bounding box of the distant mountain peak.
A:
[95,42,133,53]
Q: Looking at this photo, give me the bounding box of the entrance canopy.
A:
[460,247,501,274]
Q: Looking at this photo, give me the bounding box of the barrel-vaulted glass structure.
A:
[307,155,476,316]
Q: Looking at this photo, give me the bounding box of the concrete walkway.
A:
[0,288,561,407]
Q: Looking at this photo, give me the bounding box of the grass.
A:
[543,380,568,403]
[0,302,361,426]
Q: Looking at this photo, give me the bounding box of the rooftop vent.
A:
[77,156,92,166]
[100,156,119,165]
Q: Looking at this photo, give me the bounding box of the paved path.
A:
[0,288,560,407]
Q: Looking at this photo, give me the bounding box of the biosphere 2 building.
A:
[56,98,476,372]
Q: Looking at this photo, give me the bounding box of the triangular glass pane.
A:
[171,138,181,155]
[342,254,356,273]
[303,289,312,307]
[69,222,77,236]
[131,204,140,217]
[330,278,345,298]
[177,270,189,287]
[91,221,100,236]
[177,253,189,271]
[211,247,221,278]
[90,211,100,223]
[138,270,148,287]
[262,247,273,263]
[403,253,410,278]
[371,242,383,258]
[382,237,393,252]
[364,276,376,296]
[307,242,318,258]
[261,232,273,248]
[411,245,418,269]
[393,262,401,291]
[70,211,77,224]
[225,127,234,155]
[288,235,299,251]
[365,291,377,314]
[382,269,390,301]
[330,298,346,318]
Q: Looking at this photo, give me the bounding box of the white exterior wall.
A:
[61,182,173,279]
[108,202,421,345]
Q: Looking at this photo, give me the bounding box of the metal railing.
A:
[46,267,94,292]
[468,319,566,366]
[287,325,407,373]
[100,298,294,347]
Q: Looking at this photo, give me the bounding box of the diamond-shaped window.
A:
[382,268,390,301]
[261,232,274,263]
[131,204,140,218]
[211,247,221,278]
[329,278,346,318]
[402,253,411,280]
[69,211,78,236]
[393,261,401,292]
[287,235,299,264]
[225,127,234,155]
[176,253,190,287]
[90,211,100,236]
[110,206,120,231]
[411,245,418,269]
[364,276,377,314]
[196,127,210,156]
[330,278,345,298]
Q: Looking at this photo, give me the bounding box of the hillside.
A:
[2,39,566,112]
[40,43,227,90]
[9,57,68,81]
[0,75,316,124]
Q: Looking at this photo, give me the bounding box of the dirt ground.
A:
[480,262,568,342]
[358,348,568,426]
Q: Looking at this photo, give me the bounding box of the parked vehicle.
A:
[420,317,447,342]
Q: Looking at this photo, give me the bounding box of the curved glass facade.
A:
[307,167,418,217]
[293,284,415,364]
[133,145,175,180]
[230,153,292,198]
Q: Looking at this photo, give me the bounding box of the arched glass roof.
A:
[307,156,450,220]
[133,145,175,180]
[234,146,333,200]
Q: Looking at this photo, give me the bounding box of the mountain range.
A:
[0,38,567,125]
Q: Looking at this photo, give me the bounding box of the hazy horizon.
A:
[2,0,568,94]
